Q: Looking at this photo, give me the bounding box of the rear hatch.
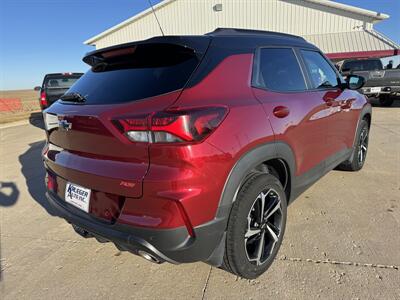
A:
[44,74,82,105]
[44,37,210,208]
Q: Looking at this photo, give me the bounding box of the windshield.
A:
[67,43,200,105]
[342,60,382,71]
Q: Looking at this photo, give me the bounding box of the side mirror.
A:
[34,86,41,91]
[346,75,365,90]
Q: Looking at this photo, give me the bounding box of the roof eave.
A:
[84,0,176,46]
[303,0,389,21]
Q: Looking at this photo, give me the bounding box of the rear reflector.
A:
[175,201,195,237]
[112,107,228,143]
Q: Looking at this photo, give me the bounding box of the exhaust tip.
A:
[138,250,161,264]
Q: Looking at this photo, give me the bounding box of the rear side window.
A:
[255,48,306,92]
[67,44,200,104]
[301,50,339,89]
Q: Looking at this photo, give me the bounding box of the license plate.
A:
[65,182,91,212]
[370,87,381,93]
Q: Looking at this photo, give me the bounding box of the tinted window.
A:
[44,77,80,88]
[67,44,200,104]
[256,48,306,92]
[342,60,382,71]
[301,50,339,89]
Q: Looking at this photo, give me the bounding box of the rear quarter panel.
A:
[143,53,275,226]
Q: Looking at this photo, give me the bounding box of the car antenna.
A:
[147,0,165,36]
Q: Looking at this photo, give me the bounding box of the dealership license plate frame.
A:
[65,182,91,213]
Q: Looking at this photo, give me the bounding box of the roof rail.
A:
[206,28,305,40]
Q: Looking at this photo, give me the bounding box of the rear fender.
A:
[205,141,296,266]
[216,141,296,222]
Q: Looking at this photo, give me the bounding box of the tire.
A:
[379,95,394,107]
[221,173,287,279]
[338,119,369,171]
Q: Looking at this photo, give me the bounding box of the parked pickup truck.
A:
[34,73,83,110]
[337,58,400,106]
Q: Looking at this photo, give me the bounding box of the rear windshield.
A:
[45,76,81,88]
[67,44,200,105]
[342,60,382,71]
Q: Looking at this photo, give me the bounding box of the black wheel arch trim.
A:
[204,141,295,266]
[347,103,372,162]
[215,141,296,221]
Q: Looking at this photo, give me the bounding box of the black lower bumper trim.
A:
[46,192,226,264]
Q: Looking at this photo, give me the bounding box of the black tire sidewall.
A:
[352,119,369,170]
[226,173,287,279]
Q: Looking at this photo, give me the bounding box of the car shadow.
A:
[29,111,45,129]
[0,182,19,207]
[18,140,58,216]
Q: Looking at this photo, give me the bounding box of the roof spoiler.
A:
[83,36,211,66]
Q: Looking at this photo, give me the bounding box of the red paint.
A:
[0,98,22,112]
[44,52,366,231]
[326,49,398,60]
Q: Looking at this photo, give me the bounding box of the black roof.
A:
[207,28,306,41]
[83,28,316,65]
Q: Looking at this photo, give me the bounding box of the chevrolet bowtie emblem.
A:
[58,119,72,131]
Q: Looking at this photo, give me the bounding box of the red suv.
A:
[43,28,371,279]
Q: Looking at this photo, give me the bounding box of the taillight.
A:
[112,107,228,143]
[46,172,57,192]
[40,91,48,107]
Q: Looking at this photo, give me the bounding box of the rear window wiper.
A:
[60,92,86,103]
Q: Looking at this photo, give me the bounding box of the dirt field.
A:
[0,101,399,299]
[0,90,40,124]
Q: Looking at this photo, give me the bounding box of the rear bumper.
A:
[46,191,226,264]
[362,86,400,96]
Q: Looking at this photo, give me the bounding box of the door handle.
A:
[273,106,290,118]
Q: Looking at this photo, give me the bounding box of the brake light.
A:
[112,107,228,143]
[40,91,48,107]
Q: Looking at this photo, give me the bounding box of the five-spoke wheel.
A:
[245,189,283,266]
[358,127,368,165]
[222,173,287,279]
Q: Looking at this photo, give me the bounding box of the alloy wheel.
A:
[358,128,368,165]
[244,188,283,265]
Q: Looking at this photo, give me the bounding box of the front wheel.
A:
[338,119,369,171]
[222,173,287,279]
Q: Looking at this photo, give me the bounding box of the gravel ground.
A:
[0,101,399,299]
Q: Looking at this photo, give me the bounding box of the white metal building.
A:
[84,0,399,61]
